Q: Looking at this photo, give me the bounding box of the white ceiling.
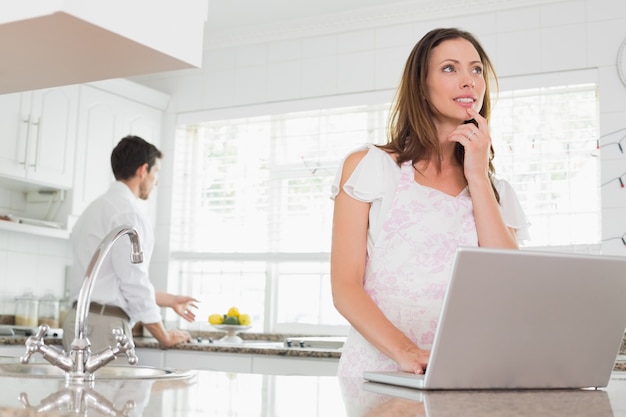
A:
[202,0,445,47]
[204,0,419,32]
[201,0,549,48]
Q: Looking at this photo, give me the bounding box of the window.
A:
[490,84,600,247]
[169,84,599,334]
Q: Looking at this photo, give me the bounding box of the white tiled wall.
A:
[3,0,626,299]
[0,229,69,308]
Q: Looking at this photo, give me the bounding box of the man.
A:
[62,135,195,353]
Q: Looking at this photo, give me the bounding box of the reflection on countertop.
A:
[0,371,626,417]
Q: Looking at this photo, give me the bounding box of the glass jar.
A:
[0,295,15,325]
[38,294,60,328]
[15,293,38,327]
[58,297,72,328]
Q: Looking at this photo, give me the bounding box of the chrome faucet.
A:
[20,225,143,383]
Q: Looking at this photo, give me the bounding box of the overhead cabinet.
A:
[68,80,167,228]
[0,0,208,93]
[0,86,78,189]
[0,79,168,238]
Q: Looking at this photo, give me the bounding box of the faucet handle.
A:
[124,348,139,365]
[32,324,49,339]
[112,328,138,365]
[20,324,49,364]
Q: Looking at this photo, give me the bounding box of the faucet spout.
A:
[21,225,143,384]
[74,226,142,341]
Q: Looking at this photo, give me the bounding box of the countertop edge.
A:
[2,333,625,365]
[0,334,342,359]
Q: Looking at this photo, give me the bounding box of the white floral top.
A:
[331,145,530,377]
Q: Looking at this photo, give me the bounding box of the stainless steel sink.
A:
[0,361,194,380]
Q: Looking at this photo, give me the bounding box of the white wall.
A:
[0,230,68,310]
[131,0,626,296]
[2,0,626,306]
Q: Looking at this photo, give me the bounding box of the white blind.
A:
[170,104,389,254]
[490,83,600,246]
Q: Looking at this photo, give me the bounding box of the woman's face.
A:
[425,38,486,127]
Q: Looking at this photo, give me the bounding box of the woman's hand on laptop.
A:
[397,345,430,374]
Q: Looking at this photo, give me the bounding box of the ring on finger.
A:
[467,130,476,140]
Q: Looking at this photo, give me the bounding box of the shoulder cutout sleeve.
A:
[331,145,397,203]
[493,177,531,243]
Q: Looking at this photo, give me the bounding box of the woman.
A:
[330,28,529,378]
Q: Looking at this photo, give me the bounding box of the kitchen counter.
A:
[1,334,626,416]
[0,369,625,416]
[134,334,342,359]
[0,332,344,377]
[3,333,625,368]
[0,332,342,359]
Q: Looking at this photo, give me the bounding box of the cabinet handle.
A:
[19,116,31,166]
[30,117,41,171]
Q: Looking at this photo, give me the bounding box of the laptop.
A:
[362,381,615,416]
[363,247,626,390]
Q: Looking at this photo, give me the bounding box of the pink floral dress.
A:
[332,145,529,378]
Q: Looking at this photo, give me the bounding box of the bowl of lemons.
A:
[208,306,252,343]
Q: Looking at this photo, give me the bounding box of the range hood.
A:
[0,0,208,94]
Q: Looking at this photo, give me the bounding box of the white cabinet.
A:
[0,1,208,94]
[135,348,166,368]
[0,79,167,238]
[163,349,339,376]
[252,356,338,376]
[69,81,166,225]
[0,86,78,189]
[0,344,26,357]
[165,350,253,373]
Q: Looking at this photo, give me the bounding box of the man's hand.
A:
[143,322,192,348]
[161,329,192,348]
[155,292,199,322]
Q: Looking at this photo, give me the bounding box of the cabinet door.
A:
[72,86,163,218]
[134,348,165,368]
[26,86,79,188]
[0,92,30,180]
[251,355,339,376]
[164,350,252,373]
[0,87,78,188]
[0,344,28,357]
[72,86,118,216]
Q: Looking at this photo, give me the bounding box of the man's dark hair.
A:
[111,135,163,180]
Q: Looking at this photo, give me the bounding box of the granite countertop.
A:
[0,331,343,359]
[0,369,625,416]
[135,332,342,359]
[0,334,626,416]
[3,332,626,366]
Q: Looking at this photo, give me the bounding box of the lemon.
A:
[208,314,224,325]
[226,306,240,318]
[239,313,251,326]
[223,316,240,325]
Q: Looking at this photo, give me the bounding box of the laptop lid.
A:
[364,247,626,390]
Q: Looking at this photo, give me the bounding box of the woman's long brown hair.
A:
[379,28,500,202]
